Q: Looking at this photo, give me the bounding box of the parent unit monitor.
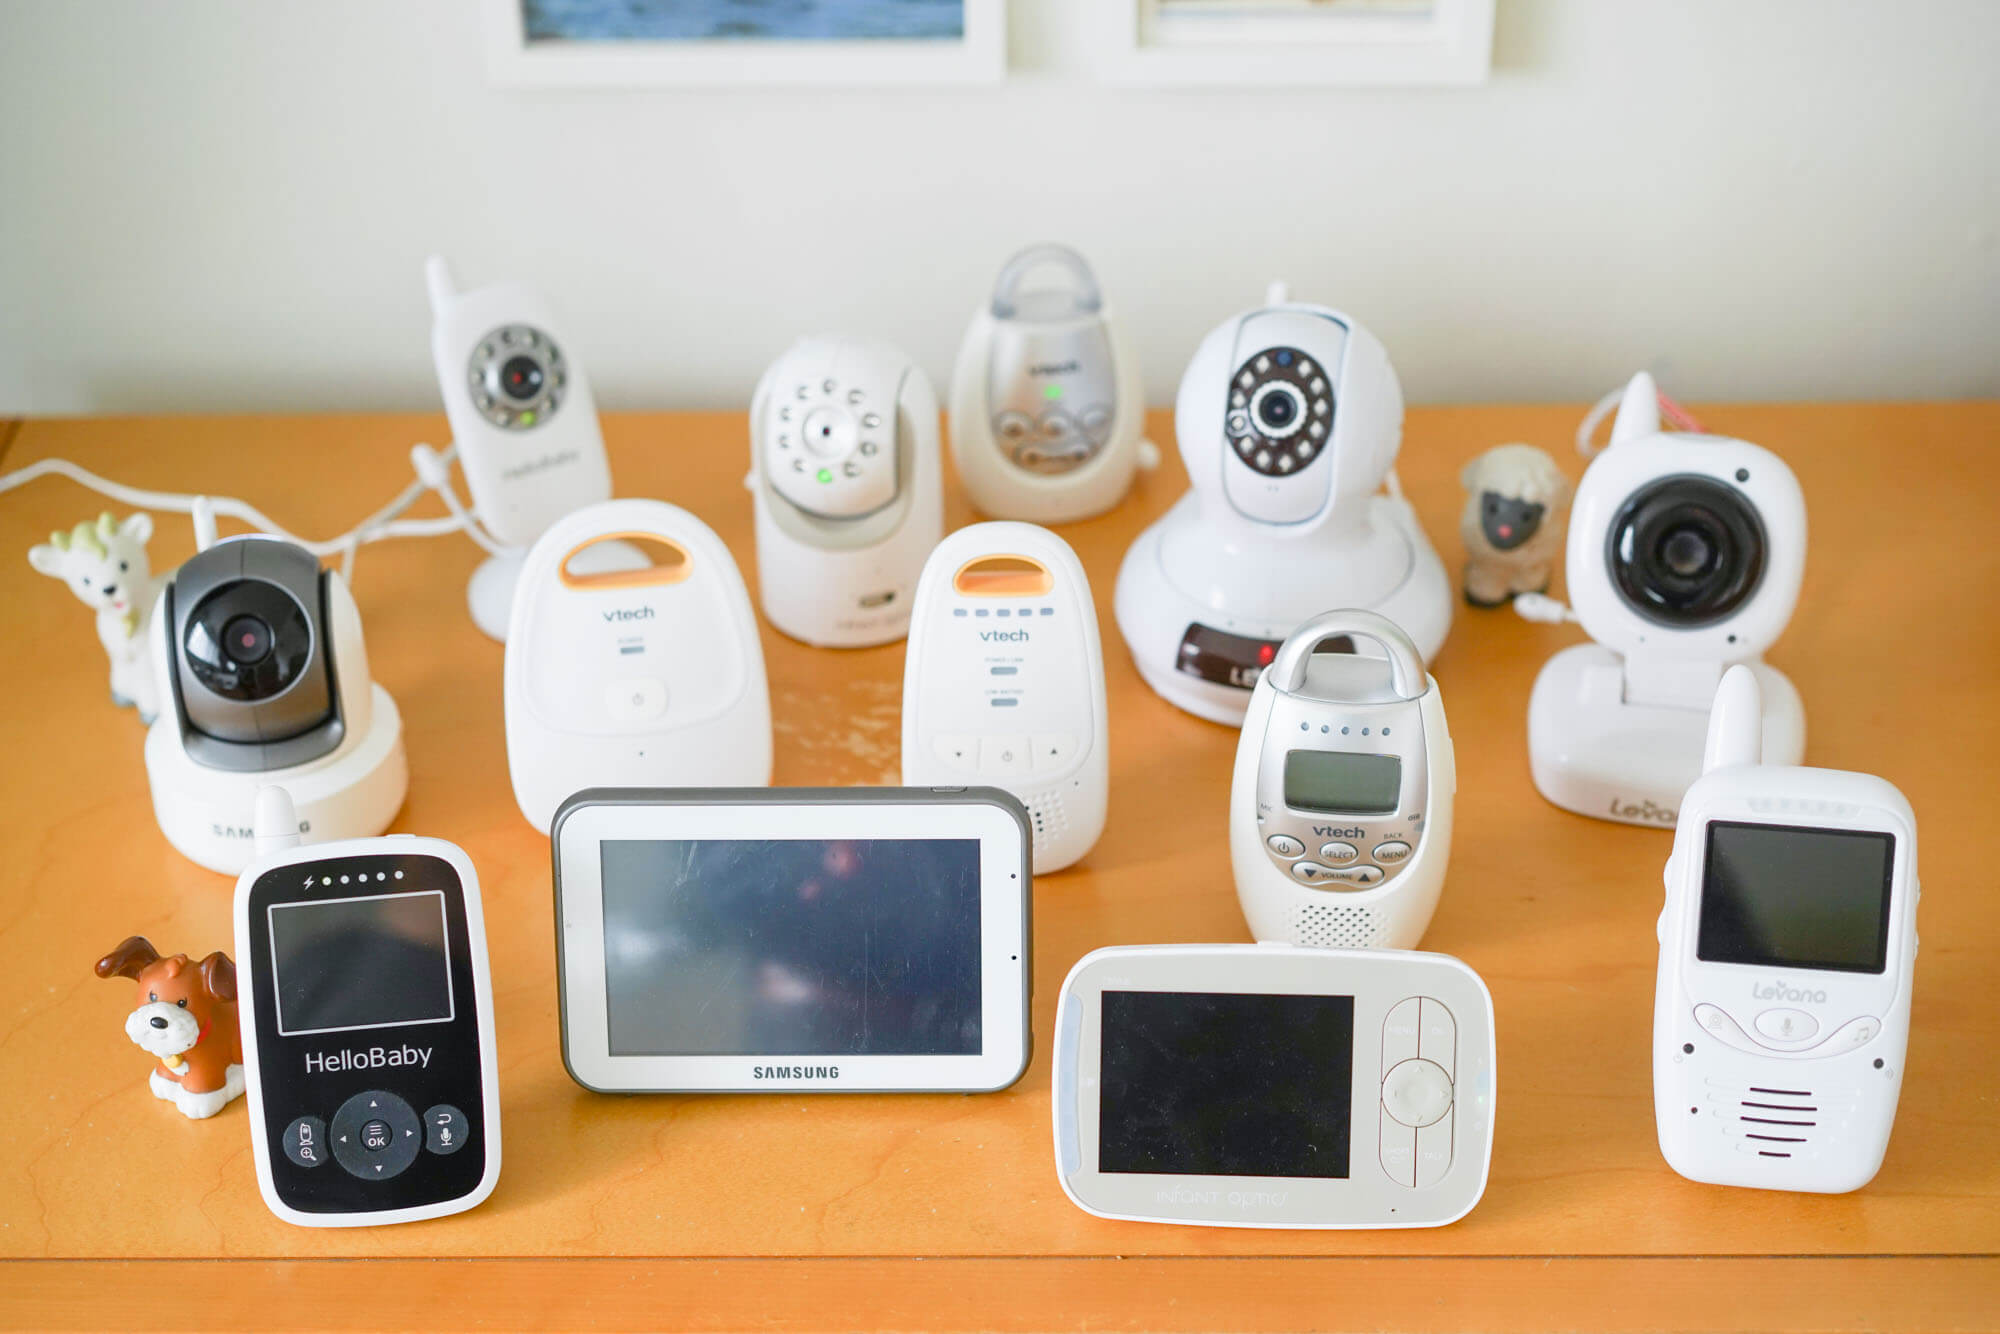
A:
[551,787,1032,1094]
[1053,944,1495,1228]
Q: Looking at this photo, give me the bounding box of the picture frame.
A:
[1091,0,1494,87]
[482,0,1006,88]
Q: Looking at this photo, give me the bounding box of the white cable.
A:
[1575,386,1625,459]
[1512,592,1579,624]
[0,454,479,579]
[409,444,508,557]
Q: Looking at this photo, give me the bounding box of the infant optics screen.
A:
[600,838,983,1057]
[1097,990,1355,1179]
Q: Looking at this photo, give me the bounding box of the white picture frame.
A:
[1091,0,1494,87]
[483,0,1006,88]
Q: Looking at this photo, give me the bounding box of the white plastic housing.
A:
[1529,377,1809,823]
[426,256,612,549]
[1231,611,1455,950]
[1114,491,1451,727]
[504,498,771,834]
[144,570,407,874]
[748,337,945,647]
[901,522,1109,872]
[1653,677,1917,1193]
[1052,944,1496,1229]
[947,247,1145,523]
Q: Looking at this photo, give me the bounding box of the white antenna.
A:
[1265,279,1291,306]
[425,255,457,315]
[253,786,304,854]
[191,495,218,552]
[1702,665,1764,774]
[1609,371,1661,446]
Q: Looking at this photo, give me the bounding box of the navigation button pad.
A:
[330,1090,422,1182]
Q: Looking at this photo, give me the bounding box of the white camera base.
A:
[1115,492,1451,726]
[144,684,409,874]
[1527,644,1803,827]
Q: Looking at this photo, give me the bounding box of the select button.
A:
[331,1090,422,1181]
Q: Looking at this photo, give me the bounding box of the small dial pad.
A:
[466,323,567,430]
[1224,345,1333,478]
[285,1089,477,1183]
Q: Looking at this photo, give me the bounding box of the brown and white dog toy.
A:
[96,936,246,1119]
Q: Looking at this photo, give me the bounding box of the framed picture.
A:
[1092,0,1494,86]
[484,0,1006,87]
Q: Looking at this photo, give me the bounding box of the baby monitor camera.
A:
[747,336,944,647]
[1653,667,1916,1193]
[1113,283,1451,726]
[1527,372,1806,826]
[902,521,1109,873]
[146,535,407,873]
[427,255,613,641]
[948,243,1148,523]
[1231,610,1455,951]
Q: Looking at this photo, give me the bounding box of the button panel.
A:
[330,1090,424,1182]
[1693,1003,1883,1059]
[1380,997,1456,1190]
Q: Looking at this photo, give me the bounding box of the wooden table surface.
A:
[0,405,1995,1331]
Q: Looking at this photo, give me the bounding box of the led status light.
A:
[1043,383,1064,401]
[519,411,538,426]
[817,468,833,484]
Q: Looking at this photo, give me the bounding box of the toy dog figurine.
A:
[96,936,245,1119]
[1459,444,1573,607]
[28,511,165,721]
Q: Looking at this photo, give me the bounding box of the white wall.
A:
[1,0,1994,416]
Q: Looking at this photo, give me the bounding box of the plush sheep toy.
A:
[1459,444,1574,607]
[28,511,165,721]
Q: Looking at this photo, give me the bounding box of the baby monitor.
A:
[1528,372,1806,826]
[1231,611,1455,951]
[503,498,771,835]
[426,255,613,640]
[146,534,407,874]
[901,522,1108,873]
[748,336,944,647]
[947,244,1147,523]
[551,787,1032,1094]
[1052,944,1495,1228]
[1653,667,1917,1194]
[235,788,500,1227]
[1113,284,1451,726]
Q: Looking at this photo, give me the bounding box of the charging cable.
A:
[0,447,481,583]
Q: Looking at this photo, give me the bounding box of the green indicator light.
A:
[817,468,833,483]
[1043,383,1064,401]
[519,411,537,426]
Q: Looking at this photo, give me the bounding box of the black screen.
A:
[600,838,983,1057]
[1098,990,1354,1179]
[268,891,454,1035]
[1697,821,1895,973]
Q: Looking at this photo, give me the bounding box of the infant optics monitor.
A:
[146,535,407,874]
[504,499,771,834]
[1528,372,1806,826]
[947,244,1147,523]
[1053,944,1495,1228]
[551,788,1032,1094]
[1114,284,1451,726]
[1653,667,1917,1194]
[1232,610,1454,951]
[427,255,613,640]
[236,788,500,1227]
[748,336,944,647]
[901,522,1108,873]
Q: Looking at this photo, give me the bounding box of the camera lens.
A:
[1258,392,1298,430]
[1607,474,1767,627]
[222,614,273,665]
[499,354,545,402]
[183,581,314,702]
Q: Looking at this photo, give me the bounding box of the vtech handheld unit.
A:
[1230,609,1455,951]
[234,789,500,1226]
